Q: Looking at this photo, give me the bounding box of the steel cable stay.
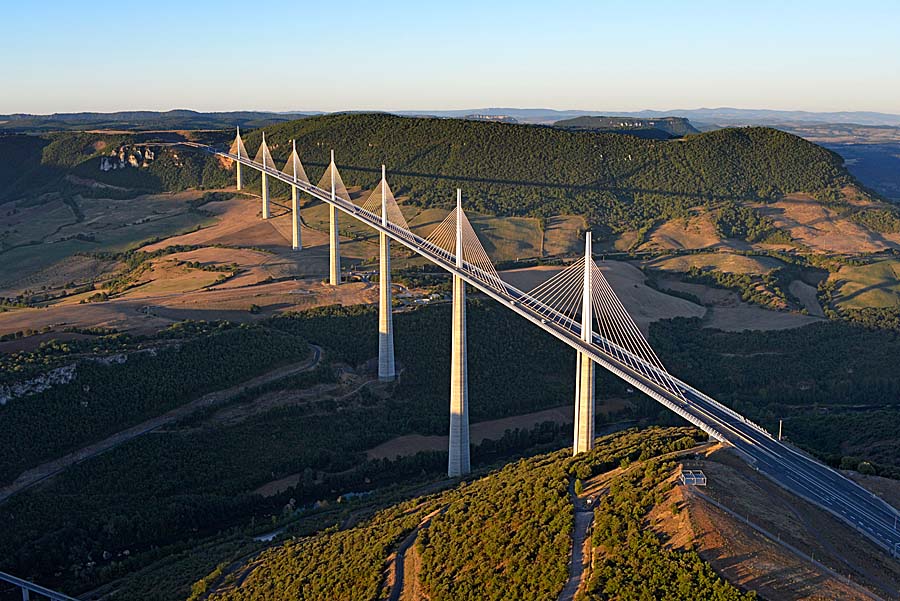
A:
[360,175,410,230]
[315,157,352,203]
[252,133,278,170]
[281,140,310,184]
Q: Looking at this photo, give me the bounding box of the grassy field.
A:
[830,258,900,309]
[641,212,732,251]
[646,252,784,274]
[758,194,900,254]
[0,190,222,294]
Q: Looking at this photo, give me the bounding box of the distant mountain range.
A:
[4,107,900,133]
[396,107,900,127]
[0,110,314,132]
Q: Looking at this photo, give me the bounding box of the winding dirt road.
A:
[557,485,597,601]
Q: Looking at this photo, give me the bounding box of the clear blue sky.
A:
[2,0,898,115]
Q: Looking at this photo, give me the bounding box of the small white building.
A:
[680,470,707,486]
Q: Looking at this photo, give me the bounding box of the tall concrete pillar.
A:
[329,150,341,285]
[290,140,301,251]
[573,232,595,455]
[378,166,396,381]
[448,189,470,477]
[235,126,243,191]
[291,185,301,251]
[261,172,270,219]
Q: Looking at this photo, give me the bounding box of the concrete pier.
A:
[328,150,341,285]
[235,126,243,191]
[378,166,396,381]
[448,189,470,477]
[261,172,270,219]
[573,232,595,455]
[291,185,301,250]
[573,350,595,454]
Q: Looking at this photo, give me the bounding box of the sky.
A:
[2,0,899,115]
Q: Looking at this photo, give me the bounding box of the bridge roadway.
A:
[189,143,900,558]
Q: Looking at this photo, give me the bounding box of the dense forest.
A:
[204,427,737,601]
[2,113,854,239]
[5,300,900,595]
[0,322,310,481]
[0,301,617,594]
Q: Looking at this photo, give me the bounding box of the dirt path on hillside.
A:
[557,486,597,601]
[385,507,445,601]
[0,345,322,504]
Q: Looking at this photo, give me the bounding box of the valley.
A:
[2,113,900,600]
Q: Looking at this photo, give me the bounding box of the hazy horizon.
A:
[4,105,900,119]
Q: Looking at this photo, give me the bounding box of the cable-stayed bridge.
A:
[177,130,900,560]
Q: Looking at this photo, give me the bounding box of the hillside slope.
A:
[235,113,852,232]
[201,427,755,601]
[0,113,870,243]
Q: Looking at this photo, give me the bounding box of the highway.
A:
[190,143,900,559]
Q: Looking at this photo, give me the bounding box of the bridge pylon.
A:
[234,127,243,191]
[573,232,595,455]
[283,139,308,251]
[448,188,471,477]
[328,150,341,285]
[260,132,270,219]
[378,165,396,381]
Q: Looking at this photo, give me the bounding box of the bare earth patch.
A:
[704,303,821,331]
[647,252,783,275]
[758,194,900,253]
[828,258,900,310]
[641,213,734,251]
[252,474,301,498]
[541,215,584,257]
[685,449,900,599]
[0,280,378,338]
[657,278,822,331]
[367,405,574,460]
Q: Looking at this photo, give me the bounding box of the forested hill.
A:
[201,427,753,601]
[1,112,857,236]
[239,113,853,232]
